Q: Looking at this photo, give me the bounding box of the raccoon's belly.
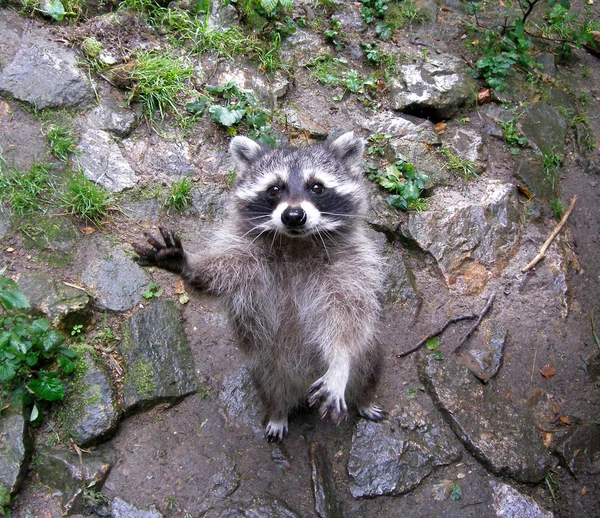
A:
[228,292,325,379]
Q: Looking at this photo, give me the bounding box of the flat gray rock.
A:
[57,349,120,447]
[75,129,138,192]
[0,43,95,110]
[418,353,558,483]
[80,246,153,312]
[0,404,33,495]
[348,402,461,498]
[120,300,199,413]
[491,481,554,518]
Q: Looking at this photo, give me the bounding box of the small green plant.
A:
[308,56,379,103]
[186,82,276,145]
[46,125,77,162]
[450,483,462,501]
[467,0,599,90]
[129,51,194,120]
[59,172,114,225]
[164,177,193,213]
[438,148,477,181]
[368,159,429,211]
[325,17,345,49]
[0,271,76,423]
[142,283,163,300]
[360,0,389,25]
[70,324,84,340]
[91,314,120,349]
[365,133,392,158]
[498,116,528,154]
[362,42,382,65]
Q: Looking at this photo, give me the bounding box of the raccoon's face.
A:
[229,132,367,239]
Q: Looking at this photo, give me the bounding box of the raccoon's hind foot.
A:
[308,378,348,425]
[358,404,387,422]
[133,227,185,274]
[265,417,288,443]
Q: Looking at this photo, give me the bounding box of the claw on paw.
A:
[265,418,288,442]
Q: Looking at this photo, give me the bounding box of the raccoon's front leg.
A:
[308,353,350,424]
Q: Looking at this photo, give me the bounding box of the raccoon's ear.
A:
[329,131,365,176]
[230,136,264,175]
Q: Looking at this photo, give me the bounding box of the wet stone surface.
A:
[418,352,558,483]
[120,300,199,413]
[348,402,461,497]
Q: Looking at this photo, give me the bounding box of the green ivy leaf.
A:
[425,337,440,351]
[41,329,66,352]
[387,194,408,211]
[28,372,64,401]
[0,289,30,310]
[44,0,66,22]
[0,362,16,381]
[208,106,246,127]
[29,318,51,337]
[58,354,75,374]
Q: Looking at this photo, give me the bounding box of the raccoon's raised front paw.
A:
[265,418,288,443]
[308,378,348,425]
[133,227,185,274]
[358,404,387,422]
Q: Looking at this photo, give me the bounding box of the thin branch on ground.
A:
[521,195,577,273]
[454,292,497,353]
[397,314,478,358]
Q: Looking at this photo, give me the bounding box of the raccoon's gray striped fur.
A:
[134,132,386,442]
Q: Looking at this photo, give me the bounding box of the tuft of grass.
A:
[0,162,55,215]
[46,125,77,162]
[540,151,561,190]
[164,177,193,213]
[438,148,478,181]
[550,197,565,221]
[59,172,114,225]
[129,51,194,120]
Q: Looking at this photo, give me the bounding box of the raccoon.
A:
[133,132,386,442]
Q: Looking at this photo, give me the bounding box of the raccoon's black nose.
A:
[281,206,307,228]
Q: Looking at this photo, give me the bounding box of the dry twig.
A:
[521,195,577,273]
[398,314,478,358]
[454,292,497,353]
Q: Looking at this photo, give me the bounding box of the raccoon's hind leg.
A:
[265,417,289,443]
[250,363,300,442]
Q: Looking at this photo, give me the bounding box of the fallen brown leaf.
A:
[175,277,186,295]
[543,432,554,448]
[79,226,96,235]
[559,416,571,425]
[517,185,533,199]
[540,364,556,380]
[0,100,11,120]
[477,88,492,104]
[434,122,447,133]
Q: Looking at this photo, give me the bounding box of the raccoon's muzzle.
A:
[281,206,307,228]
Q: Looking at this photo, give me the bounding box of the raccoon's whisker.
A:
[249,227,272,245]
[314,228,331,262]
[320,212,364,219]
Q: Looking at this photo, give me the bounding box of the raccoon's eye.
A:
[310,183,324,194]
[267,185,281,197]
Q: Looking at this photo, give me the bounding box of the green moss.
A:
[130,358,156,398]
